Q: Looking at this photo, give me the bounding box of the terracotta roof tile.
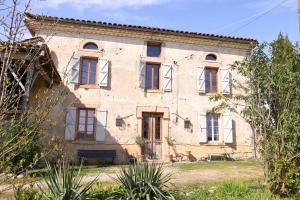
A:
[24,12,257,43]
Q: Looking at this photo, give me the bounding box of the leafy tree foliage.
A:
[211,34,300,196]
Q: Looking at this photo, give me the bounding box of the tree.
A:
[211,34,300,196]
[0,0,71,193]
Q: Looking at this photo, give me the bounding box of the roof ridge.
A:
[24,12,257,43]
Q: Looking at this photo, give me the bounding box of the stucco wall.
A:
[38,29,254,163]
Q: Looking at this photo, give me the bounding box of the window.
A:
[147,42,161,57]
[205,54,217,61]
[146,63,160,89]
[83,42,98,50]
[205,68,218,93]
[77,108,95,139]
[207,115,219,142]
[80,58,97,85]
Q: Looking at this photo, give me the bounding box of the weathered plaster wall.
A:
[38,29,253,163]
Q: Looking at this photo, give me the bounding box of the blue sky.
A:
[31,0,299,43]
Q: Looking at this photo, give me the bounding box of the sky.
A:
[30,0,299,43]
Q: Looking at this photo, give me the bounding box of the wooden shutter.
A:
[96,108,107,141]
[138,60,146,88]
[220,68,230,94]
[198,112,207,143]
[223,113,233,143]
[69,54,80,84]
[196,66,205,93]
[64,107,76,140]
[99,57,109,87]
[163,64,172,92]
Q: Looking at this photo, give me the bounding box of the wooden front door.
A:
[142,113,162,160]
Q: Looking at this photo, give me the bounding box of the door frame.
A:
[142,112,163,160]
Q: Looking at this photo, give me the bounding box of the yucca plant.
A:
[41,161,97,200]
[113,162,174,200]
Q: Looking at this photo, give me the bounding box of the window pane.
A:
[153,64,159,89]
[206,54,217,61]
[146,64,153,89]
[83,43,98,50]
[207,116,212,141]
[211,70,217,93]
[147,45,161,57]
[81,61,88,84]
[205,69,210,93]
[79,117,85,124]
[79,110,86,117]
[89,60,97,84]
[143,116,149,139]
[78,124,85,132]
[155,117,161,140]
[87,117,94,124]
[88,110,94,117]
[213,116,219,141]
[87,125,94,132]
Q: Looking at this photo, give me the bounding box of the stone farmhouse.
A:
[24,13,256,163]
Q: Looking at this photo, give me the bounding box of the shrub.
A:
[113,162,174,200]
[87,182,120,199]
[41,161,97,200]
[14,184,41,200]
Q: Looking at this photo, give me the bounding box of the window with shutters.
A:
[80,57,98,85]
[77,108,95,139]
[147,42,161,57]
[205,68,218,93]
[206,114,219,142]
[145,63,160,90]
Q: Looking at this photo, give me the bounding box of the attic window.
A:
[83,42,98,50]
[205,54,217,61]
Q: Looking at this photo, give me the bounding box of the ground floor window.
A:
[207,114,219,142]
[77,108,95,139]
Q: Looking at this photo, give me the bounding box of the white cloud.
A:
[34,0,172,9]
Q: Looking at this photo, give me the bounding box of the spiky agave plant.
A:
[113,162,174,200]
[41,161,97,200]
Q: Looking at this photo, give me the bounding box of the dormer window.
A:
[83,42,98,50]
[205,54,217,61]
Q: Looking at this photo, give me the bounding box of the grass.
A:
[175,159,262,171]
[174,180,300,200]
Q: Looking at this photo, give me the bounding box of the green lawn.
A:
[174,180,299,200]
[175,159,262,171]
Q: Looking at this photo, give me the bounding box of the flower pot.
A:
[164,154,173,162]
[139,154,145,162]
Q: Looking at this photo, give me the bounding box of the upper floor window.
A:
[207,114,219,142]
[77,108,95,139]
[205,54,217,61]
[147,42,161,57]
[205,68,218,93]
[80,57,97,85]
[146,63,160,90]
[83,42,98,50]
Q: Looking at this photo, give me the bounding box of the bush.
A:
[14,184,41,200]
[87,182,120,199]
[41,161,97,200]
[114,162,174,200]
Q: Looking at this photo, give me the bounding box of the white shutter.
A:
[99,57,109,87]
[96,109,107,141]
[198,112,207,143]
[220,68,230,94]
[163,64,172,92]
[196,66,205,93]
[138,60,146,88]
[64,107,76,140]
[223,113,233,143]
[69,54,80,84]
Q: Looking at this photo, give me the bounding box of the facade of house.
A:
[25,13,256,163]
